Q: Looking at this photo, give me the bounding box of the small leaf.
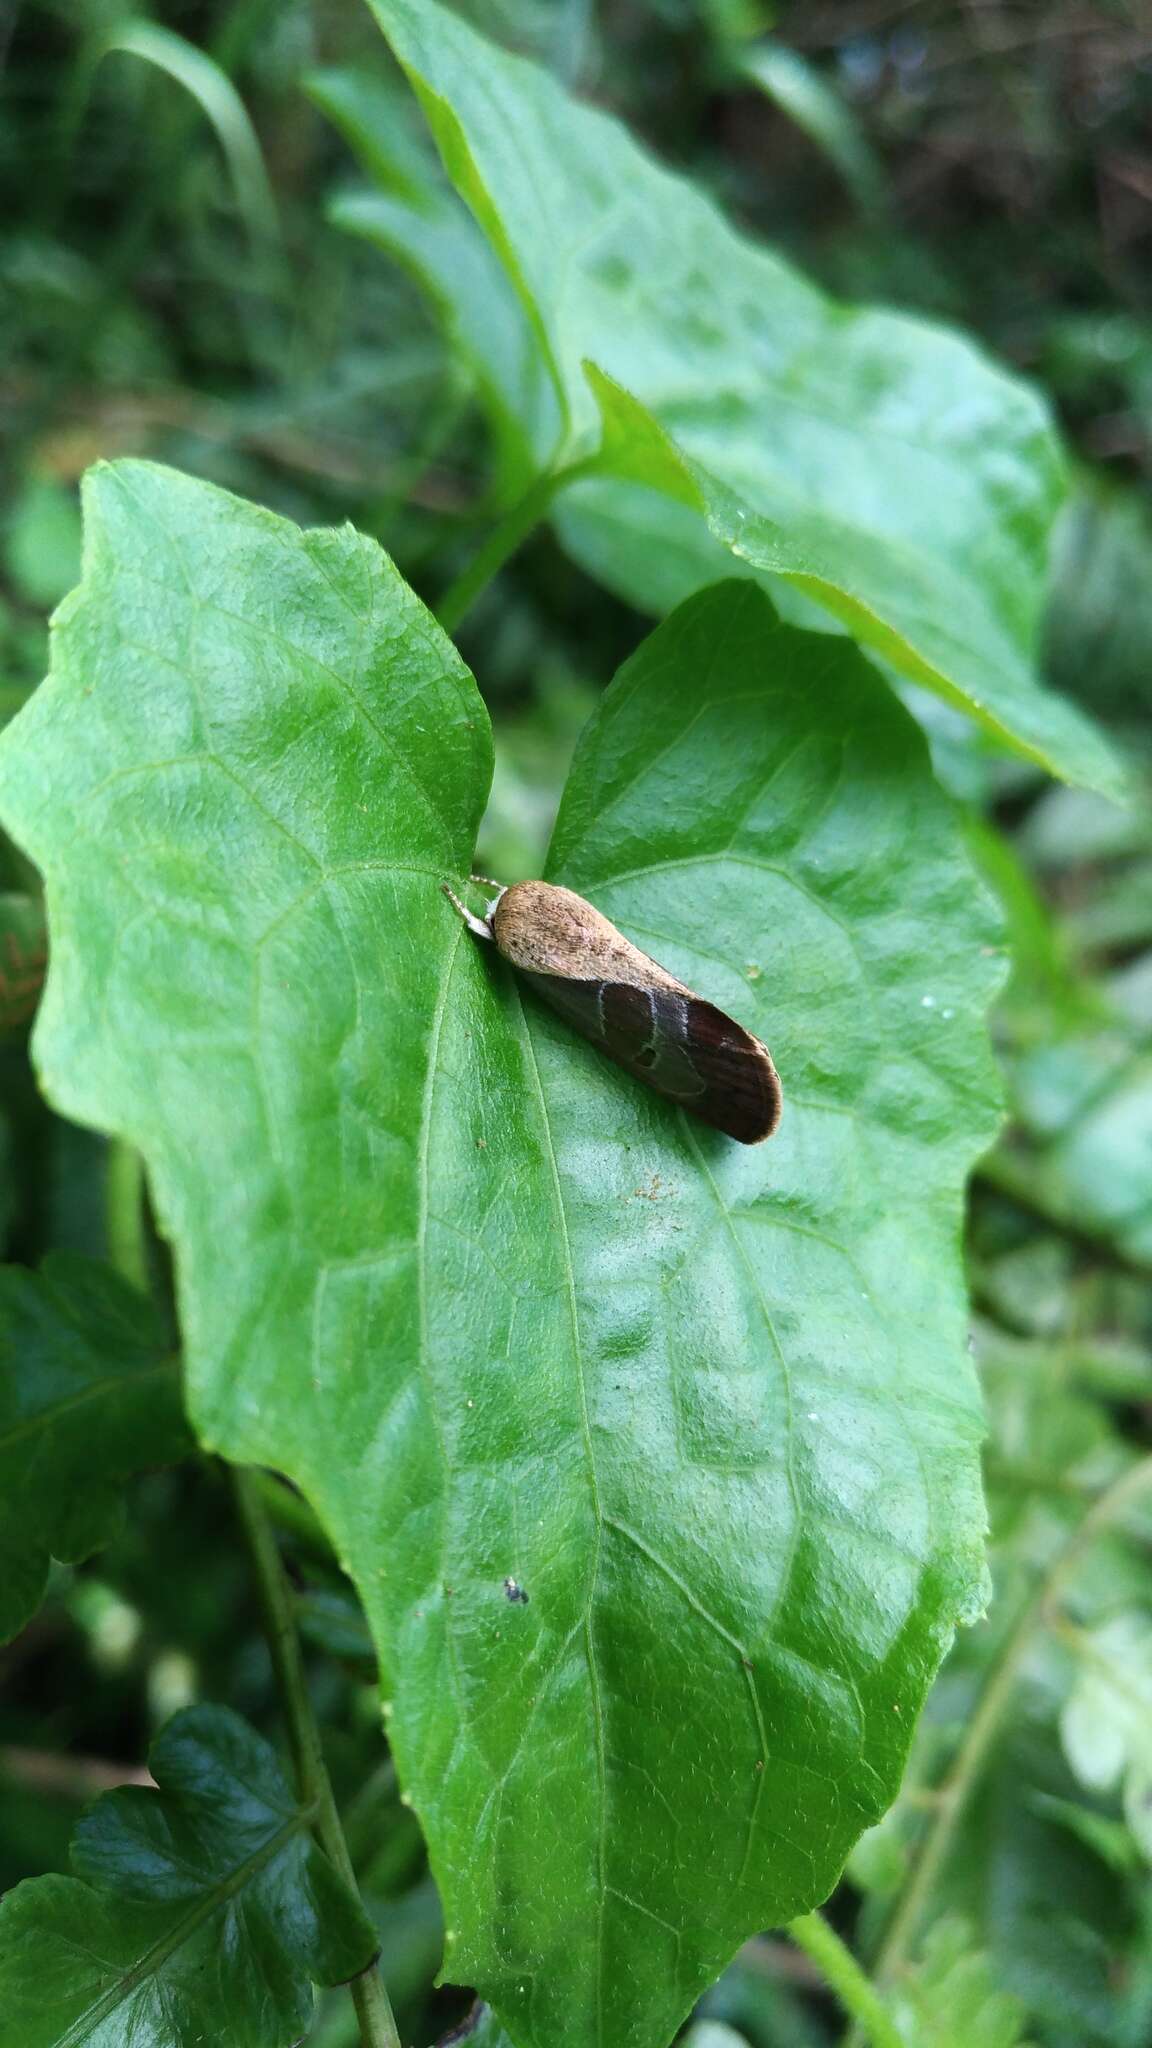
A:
[0,1704,379,2048]
[328,184,560,496]
[310,62,562,498]
[1009,1031,1152,1267]
[307,63,438,202]
[95,22,279,248]
[892,1918,1035,2048]
[0,1252,190,1644]
[3,476,82,610]
[366,0,1124,798]
[0,466,1003,2048]
[1061,1613,1152,1796]
[740,42,887,216]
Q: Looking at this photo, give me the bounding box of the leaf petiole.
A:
[434,460,596,635]
[787,1912,906,2048]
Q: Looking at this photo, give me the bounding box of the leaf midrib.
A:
[56,1805,314,2047]
[515,990,609,2048]
[0,1356,179,1456]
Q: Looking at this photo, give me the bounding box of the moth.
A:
[444,877,781,1145]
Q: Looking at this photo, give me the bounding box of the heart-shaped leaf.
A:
[361,0,1122,799]
[0,462,1001,2048]
[0,1252,190,1644]
[0,1704,379,2048]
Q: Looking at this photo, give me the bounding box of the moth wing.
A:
[523,972,781,1145]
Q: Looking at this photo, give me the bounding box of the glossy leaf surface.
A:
[0,1253,189,1643]
[366,0,1122,798]
[0,464,1002,2048]
[0,1705,378,2048]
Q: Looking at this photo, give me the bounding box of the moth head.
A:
[442,877,508,941]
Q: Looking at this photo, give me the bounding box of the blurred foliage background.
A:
[1,3,1151,2044]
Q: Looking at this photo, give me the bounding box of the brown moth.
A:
[443,876,781,1145]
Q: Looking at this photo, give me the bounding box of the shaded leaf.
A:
[1045,480,1152,724]
[892,1918,1035,2048]
[3,476,82,611]
[366,0,1123,797]
[309,66,561,497]
[1010,1032,1152,1267]
[0,1252,190,1644]
[94,22,278,248]
[0,464,1002,2048]
[1061,1613,1152,1799]
[0,891,48,1030]
[741,42,886,216]
[0,1704,378,2048]
[941,1731,1135,2047]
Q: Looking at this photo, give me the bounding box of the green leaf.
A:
[1061,1613,1152,1796]
[892,1918,1035,2048]
[1009,1032,1152,1267]
[309,65,561,500]
[3,476,82,610]
[0,463,1002,2048]
[740,42,887,216]
[91,21,279,249]
[0,1704,379,2048]
[1045,479,1152,723]
[365,0,1123,798]
[328,185,559,497]
[940,1731,1134,2045]
[0,1252,190,1644]
[306,63,436,203]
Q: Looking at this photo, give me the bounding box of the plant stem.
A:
[844,1454,1152,2044]
[105,1140,149,1292]
[231,1467,401,2048]
[435,463,591,636]
[788,1912,905,2048]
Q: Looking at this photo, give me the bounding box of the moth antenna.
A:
[442,882,494,941]
[468,874,504,890]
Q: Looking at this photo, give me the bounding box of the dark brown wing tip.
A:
[675,996,782,1145]
[723,1053,782,1145]
[738,1054,783,1145]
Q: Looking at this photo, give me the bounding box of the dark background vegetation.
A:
[2,4,1151,2044]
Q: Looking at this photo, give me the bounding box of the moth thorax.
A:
[492,881,684,991]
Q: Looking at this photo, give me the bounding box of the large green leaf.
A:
[363,0,1123,799]
[0,1252,190,1643]
[0,463,1001,2048]
[0,1704,378,2048]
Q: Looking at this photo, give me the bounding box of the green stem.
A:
[845,1455,1152,2043]
[434,463,592,636]
[105,1141,149,1293]
[788,1912,905,2048]
[231,1468,401,2048]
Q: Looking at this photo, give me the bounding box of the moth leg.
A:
[442,882,494,941]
